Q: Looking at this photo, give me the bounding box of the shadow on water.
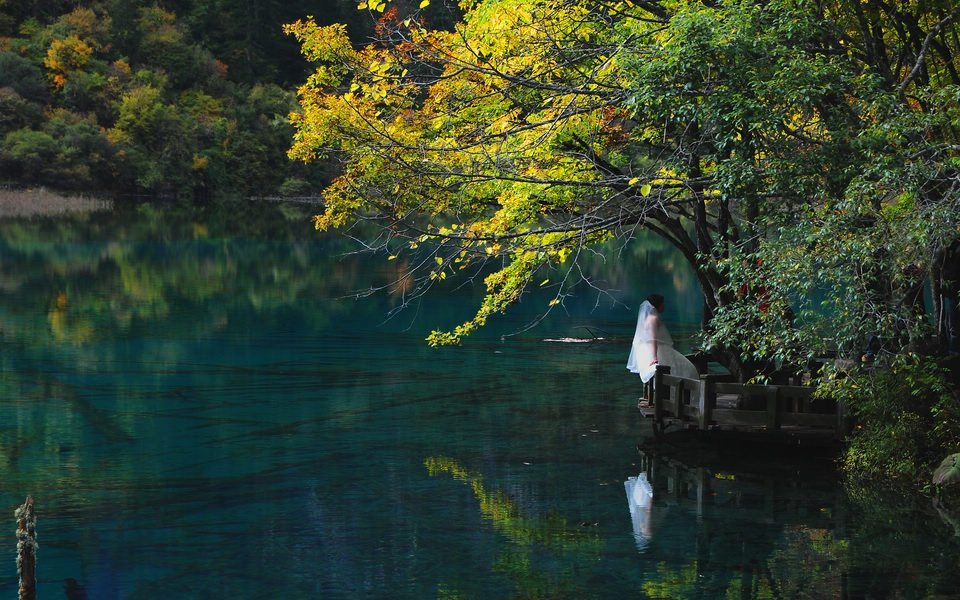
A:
[624,439,960,600]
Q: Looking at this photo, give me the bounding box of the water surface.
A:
[0,201,956,599]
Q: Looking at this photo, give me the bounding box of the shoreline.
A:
[0,187,112,218]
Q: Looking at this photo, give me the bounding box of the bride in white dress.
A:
[626,294,699,383]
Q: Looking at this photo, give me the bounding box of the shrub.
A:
[820,355,960,483]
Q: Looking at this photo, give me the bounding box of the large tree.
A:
[285,0,960,383]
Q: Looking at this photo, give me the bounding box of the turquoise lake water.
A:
[0,201,957,599]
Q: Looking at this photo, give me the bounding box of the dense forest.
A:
[0,0,456,197]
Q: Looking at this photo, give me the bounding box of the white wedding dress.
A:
[626,300,699,383]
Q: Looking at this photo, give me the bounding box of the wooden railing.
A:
[644,365,849,439]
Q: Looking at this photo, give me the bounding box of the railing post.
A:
[653,365,671,425]
[765,387,781,430]
[697,376,711,430]
[16,495,37,600]
[837,399,848,436]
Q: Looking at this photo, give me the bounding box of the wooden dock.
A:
[638,365,850,445]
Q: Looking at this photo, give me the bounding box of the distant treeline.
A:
[0,0,459,199]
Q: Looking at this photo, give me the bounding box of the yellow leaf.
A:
[640,184,652,195]
[628,177,639,185]
[388,255,397,260]
[419,0,430,7]
[357,1,367,8]
[548,299,560,306]
[539,279,549,286]
[435,256,443,265]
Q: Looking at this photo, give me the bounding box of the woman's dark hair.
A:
[647,293,665,308]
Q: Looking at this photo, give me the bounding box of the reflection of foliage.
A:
[0,202,381,349]
[768,527,847,600]
[426,456,599,552]
[933,495,960,537]
[641,526,846,600]
[641,562,699,599]
[436,584,465,600]
[842,478,960,599]
[425,455,601,600]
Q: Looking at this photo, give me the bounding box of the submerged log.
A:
[15,496,37,600]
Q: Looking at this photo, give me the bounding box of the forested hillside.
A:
[0,0,454,198]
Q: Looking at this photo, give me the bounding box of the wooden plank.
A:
[781,413,839,428]
[711,408,769,427]
[714,382,743,395]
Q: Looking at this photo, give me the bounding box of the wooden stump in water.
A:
[15,496,37,600]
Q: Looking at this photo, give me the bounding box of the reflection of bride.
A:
[626,294,699,383]
[624,472,653,551]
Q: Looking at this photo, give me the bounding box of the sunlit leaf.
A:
[419,0,430,7]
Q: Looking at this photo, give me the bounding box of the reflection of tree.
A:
[641,562,699,599]
[767,526,847,599]
[638,449,849,599]
[580,232,698,299]
[0,202,393,349]
[636,525,847,600]
[425,456,601,600]
[842,480,960,599]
